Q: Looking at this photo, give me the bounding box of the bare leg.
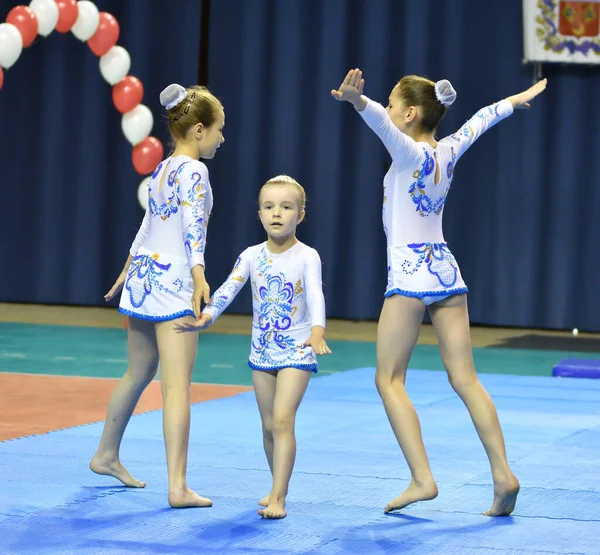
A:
[258,367,311,519]
[429,294,519,516]
[156,316,212,508]
[252,370,278,506]
[375,295,439,513]
[90,316,158,487]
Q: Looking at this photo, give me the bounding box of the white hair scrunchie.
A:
[160,83,188,110]
[434,79,457,107]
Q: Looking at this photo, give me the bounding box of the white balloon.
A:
[99,46,131,85]
[0,24,23,69]
[122,104,154,146]
[29,0,59,37]
[71,1,100,42]
[137,176,151,209]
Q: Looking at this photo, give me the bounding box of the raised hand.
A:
[331,68,366,109]
[508,78,547,110]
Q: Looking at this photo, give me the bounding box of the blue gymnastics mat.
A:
[553,358,600,379]
[1,368,600,554]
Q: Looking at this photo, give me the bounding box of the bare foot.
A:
[258,498,287,519]
[168,488,213,509]
[483,475,520,516]
[89,455,146,488]
[258,494,269,507]
[384,478,438,513]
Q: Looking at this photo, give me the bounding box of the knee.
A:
[125,364,158,388]
[161,379,189,399]
[375,369,405,394]
[271,411,294,435]
[262,416,274,438]
[374,371,387,393]
[447,371,478,392]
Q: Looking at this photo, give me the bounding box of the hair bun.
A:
[160,84,188,110]
[434,79,457,107]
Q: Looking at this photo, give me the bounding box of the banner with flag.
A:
[523,0,600,63]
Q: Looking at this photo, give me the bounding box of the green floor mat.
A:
[1,323,598,385]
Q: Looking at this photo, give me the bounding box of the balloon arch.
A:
[0,0,163,208]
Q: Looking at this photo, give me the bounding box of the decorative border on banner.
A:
[0,0,165,208]
[537,0,600,55]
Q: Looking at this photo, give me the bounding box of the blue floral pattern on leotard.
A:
[151,162,164,179]
[125,253,175,308]
[208,256,245,311]
[408,150,449,217]
[401,243,458,288]
[201,243,322,372]
[182,170,207,259]
[252,274,297,357]
[449,102,504,144]
[148,161,191,220]
[446,146,456,180]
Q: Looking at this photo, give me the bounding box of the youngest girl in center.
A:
[177,175,331,519]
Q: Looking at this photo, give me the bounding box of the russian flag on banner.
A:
[523,0,600,63]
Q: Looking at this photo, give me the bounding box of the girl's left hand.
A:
[192,279,211,318]
[303,335,332,355]
[105,271,127,302]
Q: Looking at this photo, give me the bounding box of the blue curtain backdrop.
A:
[1,0,598,331]
[0,0,203,305]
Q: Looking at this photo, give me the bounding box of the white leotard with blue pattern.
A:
[358,97,513,304]
[203,241,326,372]
[119,155,213,321]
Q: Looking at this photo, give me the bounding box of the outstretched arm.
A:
[175,249,252,332]
[448,78,548,161]
[506,78,547,110]
[331,68,423,170]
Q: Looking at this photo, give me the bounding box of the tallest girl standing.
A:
[332,69,546,516]
[90,83,225,508]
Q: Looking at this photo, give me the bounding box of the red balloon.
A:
[6,5,38,48]
[132,137,164,175]
[0,67,4,91]
[112,76,144,114]
[87,12,120,57]
[55,0,78,33]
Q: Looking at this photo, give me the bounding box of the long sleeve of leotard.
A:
[180,161,210,270]
[445,99,514,160]
[202,247,252,323]
[357,96,425,171]
[129,208,150,256]
[303,248,326,329]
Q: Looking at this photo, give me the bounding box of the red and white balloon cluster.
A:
[0,0,164,208]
